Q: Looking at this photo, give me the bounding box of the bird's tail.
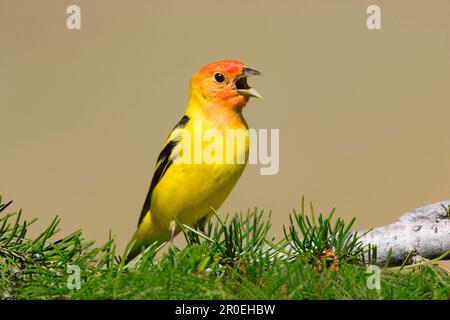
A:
[125,233,146,262]
[125,211,166,262]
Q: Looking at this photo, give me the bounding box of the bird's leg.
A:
[169,220,176,243]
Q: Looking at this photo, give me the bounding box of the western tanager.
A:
[128,60,262,259]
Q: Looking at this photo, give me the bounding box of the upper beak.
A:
[235,67,263,99]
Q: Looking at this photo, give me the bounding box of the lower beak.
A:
[237,88,263,99]
[236,67,263,99]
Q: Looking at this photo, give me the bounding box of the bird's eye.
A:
[214,73,226,83]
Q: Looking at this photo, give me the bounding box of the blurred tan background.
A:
[1,1,449,260]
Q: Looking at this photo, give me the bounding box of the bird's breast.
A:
[149,118,249,227]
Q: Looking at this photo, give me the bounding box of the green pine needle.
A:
[0,195,448,300]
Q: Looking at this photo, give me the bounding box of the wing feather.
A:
[137,115,190,226]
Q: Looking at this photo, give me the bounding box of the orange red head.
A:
[189,60,262,111]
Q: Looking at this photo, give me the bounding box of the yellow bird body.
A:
[128,60,261,259]
[133,113,249,246]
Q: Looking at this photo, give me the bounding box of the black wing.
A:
[137,115,190,226]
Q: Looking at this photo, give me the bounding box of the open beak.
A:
[235,67,263,99]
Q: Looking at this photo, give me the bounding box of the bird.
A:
[127,60,262,260]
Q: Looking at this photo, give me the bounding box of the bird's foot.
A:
[169,220,176,244]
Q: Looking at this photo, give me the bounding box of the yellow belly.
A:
[152,161,246,227]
